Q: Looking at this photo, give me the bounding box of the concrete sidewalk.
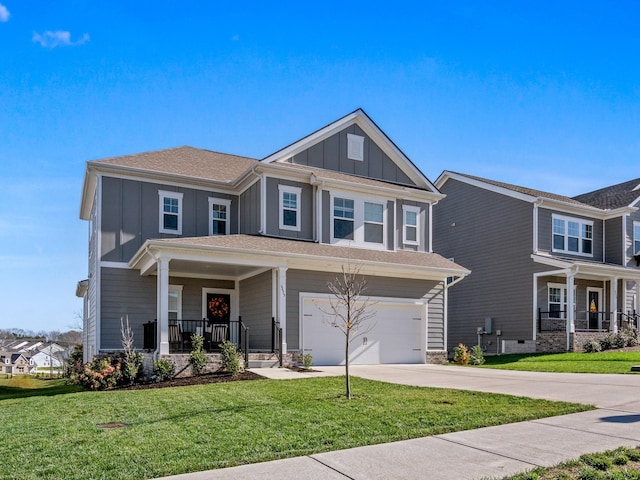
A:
[157,365,640,480]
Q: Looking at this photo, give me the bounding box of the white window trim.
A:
[551,213,593,257]
[633,221,640,256]
[278,185,302,232]
[347,133,364,161]
[547,282,576,319]
[402,205,421,246]
[158,190,183,235]
[168,285,183,326]
[208,197,232,236]
[330,191,387,249]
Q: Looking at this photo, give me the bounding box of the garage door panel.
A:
[302,297,425,365]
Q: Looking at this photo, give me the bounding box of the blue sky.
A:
[0,1,638,333]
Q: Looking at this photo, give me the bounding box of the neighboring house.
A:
[77,110,469,366]
[31,346,64,369]
[0,352,35,375]
[434,172,640,354]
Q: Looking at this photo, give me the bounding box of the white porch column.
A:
[636,281,640,314]
[157,257,170,354]
[610,277,619,333]
[566,273,575,352]
[277,267,288,353]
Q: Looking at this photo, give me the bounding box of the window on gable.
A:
[278,185,302,231]
[209,197,231,236]
[403,205,420,246]
[347,134,364,161]
[331,194,386,247]
[552,214,593,256]
[634,222,640,255]
[159,190,183,235]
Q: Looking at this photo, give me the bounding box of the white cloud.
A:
[32,30,90,48]
[0,3,9,22]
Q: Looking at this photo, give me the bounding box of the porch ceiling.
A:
[140,258,264,280]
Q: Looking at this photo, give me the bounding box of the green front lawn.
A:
[480,351,640,373]
[0,376,590,480]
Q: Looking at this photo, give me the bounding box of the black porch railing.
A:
[143,319,249,360]
[537,309,630,332]
[618,311,640,331]
[271,317,283,367]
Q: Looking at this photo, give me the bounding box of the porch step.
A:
[247,359,281,369]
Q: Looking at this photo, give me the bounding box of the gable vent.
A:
[347,133,364,161]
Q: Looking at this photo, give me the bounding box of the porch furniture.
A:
[169,324,183,351]
[211,324,228,346]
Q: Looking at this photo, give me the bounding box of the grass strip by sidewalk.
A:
[479,351,640,373]
[0,376,590,480]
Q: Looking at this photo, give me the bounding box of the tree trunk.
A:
[345,329,351,399]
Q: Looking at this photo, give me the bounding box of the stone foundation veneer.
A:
[425,350,448,364]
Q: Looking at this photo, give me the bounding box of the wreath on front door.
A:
[208,296,229,321]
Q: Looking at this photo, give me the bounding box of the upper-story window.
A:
[402,205,420,246]
[278,185,302,231]
[552,214,592,256]
[159,190,183,235]
[634,221,640,255]
[347,134,364,161]
[209,197,231,235]
[331,194,386,247]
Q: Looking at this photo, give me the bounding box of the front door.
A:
[205,291,231,347]
[587,288,601,330]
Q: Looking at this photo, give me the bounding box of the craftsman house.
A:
[434,172,640,353]
[77,110,469,366]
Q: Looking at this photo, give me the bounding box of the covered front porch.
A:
[533,253,640,350]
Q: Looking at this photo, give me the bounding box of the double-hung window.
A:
[547,282,576,319]
[552,214,593,256]
[168,285,183,325]
[634,221,640,255]
[331,194,386,247]
[209,197,231,235]
[333,197,355,240]
[279,185,301,231]
[402,205,420,246]
[159,190,183,235]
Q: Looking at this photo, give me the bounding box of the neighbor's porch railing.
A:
[271,317,283,367]
[537,309,639,332]
[143,318,249,361]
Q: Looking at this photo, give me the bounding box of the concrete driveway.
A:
[159,365,640,480]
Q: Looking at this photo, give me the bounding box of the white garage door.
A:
[302,296,426,365]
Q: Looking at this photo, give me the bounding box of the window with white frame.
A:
[552,214,593,256]
[168,285,183,324]
[159,190,183,234]
[547,282,576,318]
[278,185,301,231]
[634,221,640,255]
[209,197,231,235]
[403,205,420,246]
[331,194,386,247]
[347,134,364,161]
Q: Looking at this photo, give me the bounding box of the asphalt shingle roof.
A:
[90,146,259,184]
[573,178,640,209]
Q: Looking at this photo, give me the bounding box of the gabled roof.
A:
[88,146,259,184]
[573,178,640,209]
[435,171,637,219]
[261,109,438,192]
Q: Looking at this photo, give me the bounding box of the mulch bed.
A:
[120,370,265,390]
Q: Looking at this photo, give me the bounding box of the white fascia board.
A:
[86,162,257,194]
[257,163,443,202]
[79,168,97,220]
[536,198,630,219]
[531,253,640,280]
[261,109,436,192]
[436,171,536,203]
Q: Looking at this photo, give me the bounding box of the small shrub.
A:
[576,466,605,480]
[189,334,206,376]
[65,344,84,378]
[600,335,614,351]
[219,339,243,378]
[469,345,485,365]
[625,447,640,462]
[580,452,613,471]
[152,358,175,382]
[453,343,470,365]
[583,340,602,353]
[302,353,313,370]
[612,332,627,349]
[74,357,122,390]
[119,351,144,386]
